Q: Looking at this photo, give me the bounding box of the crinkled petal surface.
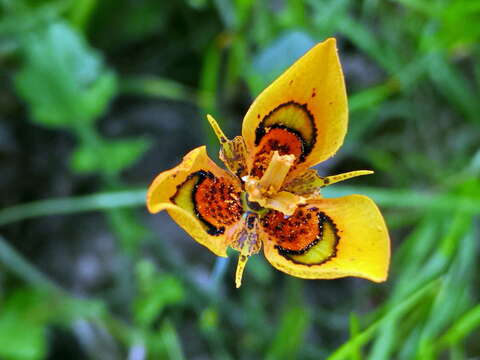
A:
[242,38,348,178]
[261,195,390,282]
[147,146,243,257]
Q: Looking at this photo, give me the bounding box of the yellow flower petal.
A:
[147,146,243,257]
[242,38,348,177]
[261,195,390,282]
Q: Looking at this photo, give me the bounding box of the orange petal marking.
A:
[146,146,242,257]
[262,195,390,282]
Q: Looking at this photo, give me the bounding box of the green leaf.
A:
[15,21,117,128]
[0,289,49,360]
[0,318,45,360]
[134,261,185,328]
[70,138,151,175]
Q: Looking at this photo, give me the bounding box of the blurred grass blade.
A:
[416,231,476,359]
[266,306,309,360]
[0,235,59,291]
[134,261,185,327]
[335,15,398,73]
[327,278,440,360]
[349,313,363,360]
[349,82,396,114]
[160,321,185,360]
[120,75,198,102]
[370,217,442,360]
[200,42,222,148]
[427,54,480,124]
[393,0,438,16]
[393,216,439,271]
[439,304,480,349]
[213,0,236,29]
[69,0,98,31]
[0,189,146,226]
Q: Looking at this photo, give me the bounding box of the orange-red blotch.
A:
[261,206,328,253]
[172,170,243,235]
[251,128,303,178]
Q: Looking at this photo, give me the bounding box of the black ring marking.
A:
[275,211,339,266]
[170,170,225,236]
[254,101,317,162]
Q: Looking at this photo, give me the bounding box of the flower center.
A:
[244,151,306,215]
[245,151,295,196]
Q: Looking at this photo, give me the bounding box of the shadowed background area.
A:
[0,0,479,359]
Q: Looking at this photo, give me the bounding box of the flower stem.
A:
[0,234,59,292]
[0,189,146,226]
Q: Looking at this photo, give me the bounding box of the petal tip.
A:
[324,37,337,46]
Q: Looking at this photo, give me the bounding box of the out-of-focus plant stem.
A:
[69,0,98,31]
[437,304,480,350]
[0,235,59,292]
[120,75,209,104]
[0,189,145,226]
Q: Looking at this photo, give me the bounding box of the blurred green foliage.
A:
[0,0,479,359]
[134,260,184,328]
[15,22,117,128]
[0,289,48,360]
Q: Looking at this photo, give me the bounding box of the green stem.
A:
[0,189,146,226]
[120,76,200,103]
[0,235,60,292]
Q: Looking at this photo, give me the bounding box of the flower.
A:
[147,38,390,288]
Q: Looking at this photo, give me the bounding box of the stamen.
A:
[207,114,228,143]
[207,115,248,178]
[244,151,304,215]
[258,151,295,194]
[284,169,374,196]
